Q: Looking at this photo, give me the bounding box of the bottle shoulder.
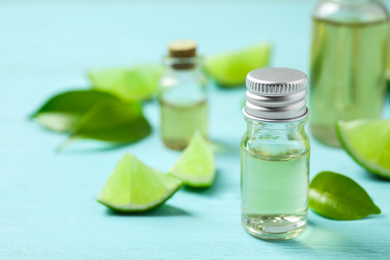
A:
[313,0,389,24]
[159,69,208,103]
[160,70,207,88]
[241,130,310,160]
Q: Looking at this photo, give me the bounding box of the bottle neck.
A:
[163,56,201,72]
[242,115,310,157]
[245,116,308,137]
[331,0,372,3]
[314,0,388,23]
[160,56,207,104]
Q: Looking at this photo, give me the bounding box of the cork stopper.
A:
[168,40,197,58]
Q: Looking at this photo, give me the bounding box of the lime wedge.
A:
[97,153,182,212]
[336,119,390,179]
[169,132,215,188]
[387,55,390,92]
[204,42,271,87]
[88,64,163,101]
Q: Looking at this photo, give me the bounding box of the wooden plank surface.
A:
[1,0,389,259]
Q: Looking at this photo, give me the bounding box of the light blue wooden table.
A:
[1,0,390,259]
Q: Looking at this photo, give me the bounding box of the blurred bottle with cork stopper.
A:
[159,40,209,150]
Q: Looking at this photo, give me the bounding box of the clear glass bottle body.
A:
[159,57,208,150]
[241,117,310,240]
[309,0,389,147]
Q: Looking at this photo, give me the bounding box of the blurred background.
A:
[1,0,326,170]
[1,0,313,97]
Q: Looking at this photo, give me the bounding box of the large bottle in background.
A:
[309,0,389,147]
[159,40,208,150]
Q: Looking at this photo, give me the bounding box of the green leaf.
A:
[60,99,151,149]
[309,171,381,220]
[31,90,118,132]
[88,64,163,101]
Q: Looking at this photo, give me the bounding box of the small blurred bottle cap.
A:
[169,40,197,58]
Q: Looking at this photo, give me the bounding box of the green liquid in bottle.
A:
[160,99,208,150]
[309,18,388,147]
[241,149,310,240]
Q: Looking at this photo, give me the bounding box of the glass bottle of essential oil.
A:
[309,0,389,147]
[159,40,208,150]
[241,68,310,240]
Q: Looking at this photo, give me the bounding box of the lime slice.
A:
[97,153,182,212]
[204,42,271,87]
[88,64,163,101]
[169,132,215,188]
[336,119,390,179]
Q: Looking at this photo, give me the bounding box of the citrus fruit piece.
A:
[336,119,390,179]
[169,132,215,188]
[88,64,163,101]
[97,153,182,212]
[204,42,271,87]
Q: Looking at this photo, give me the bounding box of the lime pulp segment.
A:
[169,132,215,187]
[204,42,271,87]
[336,119,390,179]
[97,153,182,212]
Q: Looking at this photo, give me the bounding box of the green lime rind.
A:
[204,42,272,87]
[309,171,381,220]
[336,120,390,179]
[169,132,215,188]
[97,183,182,213]
[171,174,214,189]
[97,153,182,212]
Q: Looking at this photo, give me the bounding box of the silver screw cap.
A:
[244,67,309,121]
